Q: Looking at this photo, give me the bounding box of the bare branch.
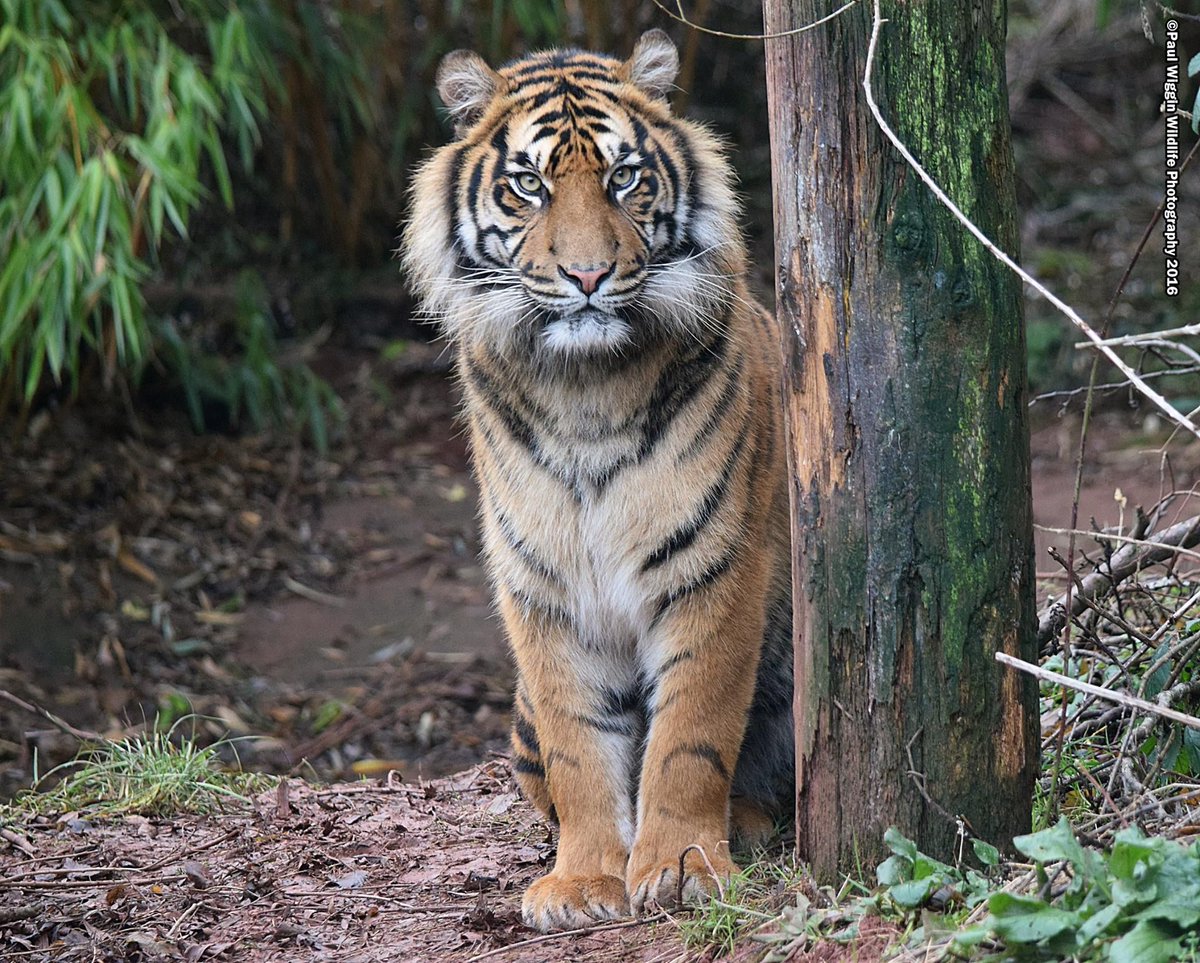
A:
[649,0,859,41]
[1035,515,1200,645]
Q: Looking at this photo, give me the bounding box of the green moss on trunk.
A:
[764,0,1038,877]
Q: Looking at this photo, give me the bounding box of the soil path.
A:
[234,411,1200,686]
[0,764,679,962]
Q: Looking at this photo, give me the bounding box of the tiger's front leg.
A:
[499,591,638,932]
[627,560,766,913]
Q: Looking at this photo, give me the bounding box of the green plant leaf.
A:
[1013,817,1094,876]
[883,826,919,862]
[972,838,1000,867]
[1110,829,1161,881]
[876,854,908,887]
[987,892,1083,944]
[1109,919,1184,963]
[888,877,937,909]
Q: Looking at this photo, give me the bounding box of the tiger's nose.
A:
[558,263,613,296]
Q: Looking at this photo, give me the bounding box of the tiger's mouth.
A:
[539,307,632,355]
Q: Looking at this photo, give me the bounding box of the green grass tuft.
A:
[3,724,273,821]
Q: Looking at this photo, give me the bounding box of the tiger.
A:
[401,29,793,932]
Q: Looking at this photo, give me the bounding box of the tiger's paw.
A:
[521,872,629,932]
[626,840,736,914]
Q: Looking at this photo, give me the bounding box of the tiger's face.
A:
[403,30,745,362]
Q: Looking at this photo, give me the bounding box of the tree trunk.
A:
[763,0,1039,876]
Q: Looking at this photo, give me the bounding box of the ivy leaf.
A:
[972,838,1000,867]
[883,826,919,862]
[987,892,1083,944]
[1109,919,1183,963]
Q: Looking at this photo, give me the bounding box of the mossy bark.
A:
[763,0,1039,876]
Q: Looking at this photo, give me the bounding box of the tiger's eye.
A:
[514,172,543,195]
[610,165,637,189]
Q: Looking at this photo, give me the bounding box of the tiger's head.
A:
[402,30,746,363]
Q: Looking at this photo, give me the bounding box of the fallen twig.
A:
[0,689,104,743]
[676,843,726,905]
[464,913,665,962]
[282,575,346,607]
[996,652,1200,731]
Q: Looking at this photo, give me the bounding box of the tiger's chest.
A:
[464,337,752,652]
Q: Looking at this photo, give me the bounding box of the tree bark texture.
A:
[763,0,1039,876]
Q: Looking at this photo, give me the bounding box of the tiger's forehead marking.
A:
[498,51,638,175]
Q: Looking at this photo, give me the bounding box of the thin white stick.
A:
[862,0,1200,443]
[653,0,859,41]
[995,652,1200,732]
[1077,323,1200,347]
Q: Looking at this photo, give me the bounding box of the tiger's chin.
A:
[539,308,633,357]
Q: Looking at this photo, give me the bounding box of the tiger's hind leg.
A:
[729,797,778,850]
[729,590,794,852]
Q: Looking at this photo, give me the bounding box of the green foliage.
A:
[867,822,1200,962]
[967,819,1200,961]
[155,273,342,451]
[0,0,277,404]
[874,826,997,912]
[3,725,271,820]
[676,854,808,958]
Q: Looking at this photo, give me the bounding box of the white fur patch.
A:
[626,30,679,100]
[436,50,499,124]
[541,311,633,356]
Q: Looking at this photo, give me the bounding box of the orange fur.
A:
[402,30,792,932]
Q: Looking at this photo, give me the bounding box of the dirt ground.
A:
[0,763,673,962]
[0,758,909,962]
[2,342,1198,961]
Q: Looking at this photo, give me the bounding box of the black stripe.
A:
[601,686,642,717]
[510,588,573,626]
[512,756,545,779]
[662,742,729,781]
[651,545,738,625]
[679,352,744,461]
[464,358,540,455]
[569,96,618,116]
[641,424,749,572]
[638,325,729,461]
[750,594,794,719]
[514,713,541,755]
[587,328,729,495]
[503,52,615,78]
[657,650,695,675]
[546,749,581,769]
[488,494,563,586]
[665,119,700,218]
[580,714,637,736]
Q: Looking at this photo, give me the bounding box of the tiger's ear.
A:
[621,29,679,101]
[436,50,503,135]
